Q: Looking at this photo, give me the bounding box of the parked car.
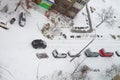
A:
[0,22,8,30]
[31,39,47,49]
[19,12,26,27]
[36,53,49,59]
[9,18,16,24]
[99,48,113,57]
[84,48,99,57]
[67,52,80,57]
[115,51,120,57]
[67,50,80,57]
[52,49,67,58]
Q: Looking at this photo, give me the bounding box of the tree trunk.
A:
[70,38,95,62]
[71,58,87,75]
[96,20,104,28]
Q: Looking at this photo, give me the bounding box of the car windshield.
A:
[22,18,26,21]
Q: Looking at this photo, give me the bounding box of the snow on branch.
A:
[96,6,116,28]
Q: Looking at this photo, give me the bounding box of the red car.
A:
[99,48,113,57]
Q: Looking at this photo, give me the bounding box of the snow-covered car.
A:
[19,12,26,27]
[31,39,47,49]
[67,52,80,57]
[84,48,99,57]
[52,49,67,58]
[36,53,49,59]
[115,50,120,57]
[67,50,80,57]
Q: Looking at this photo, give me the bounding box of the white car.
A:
[52,49,67,58]
[19,12,26,27]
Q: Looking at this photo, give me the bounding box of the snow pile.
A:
[0,0,120,80]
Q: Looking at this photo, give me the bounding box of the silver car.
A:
[84,48,99,57]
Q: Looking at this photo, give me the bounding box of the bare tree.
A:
[71,58,87,75]
[50,70,71,80]
[96,6,116,28]
[105,64,120,79]
[71,65,91,80]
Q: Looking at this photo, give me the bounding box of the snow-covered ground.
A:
[0,0,120,80]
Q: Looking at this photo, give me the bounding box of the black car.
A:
[31,39,47,49]
[19,12,26,27]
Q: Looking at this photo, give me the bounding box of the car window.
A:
[22,18,26,21]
